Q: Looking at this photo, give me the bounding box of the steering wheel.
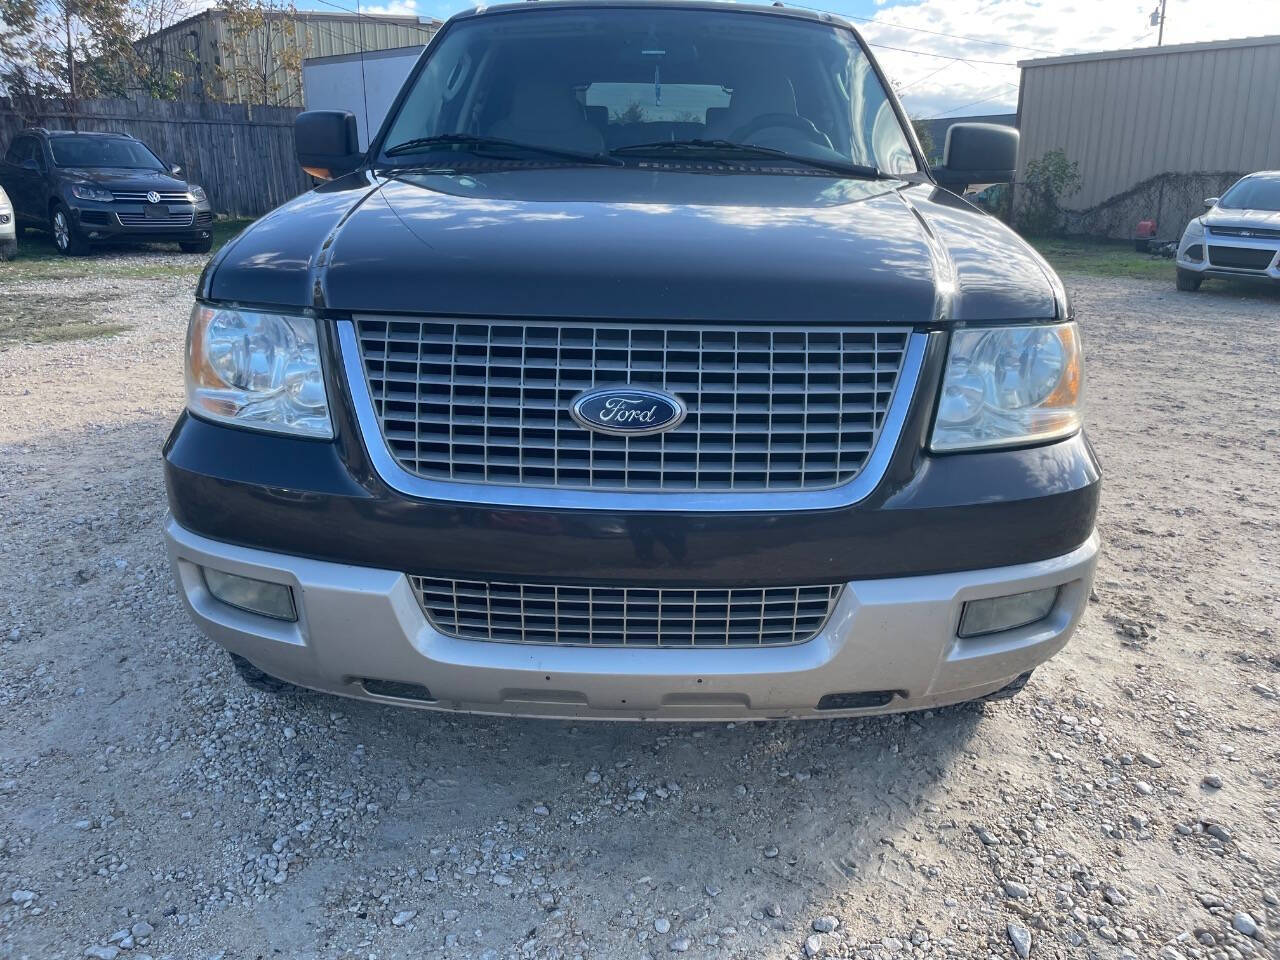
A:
[730,113,832,148]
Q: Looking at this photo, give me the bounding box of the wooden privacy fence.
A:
[0,97,314,218]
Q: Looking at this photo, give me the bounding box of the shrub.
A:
[1016,149,1082,236]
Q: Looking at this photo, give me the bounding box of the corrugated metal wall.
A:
[137,11,438,106]
[1016,36,1280,237]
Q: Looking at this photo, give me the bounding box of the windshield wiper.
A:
[611,139,886,179]
[383,134,622,166]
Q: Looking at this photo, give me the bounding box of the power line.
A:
[305,0,439,36]
[866,41,1018,68]
[896,63,950,92]
[847,13,1058,55]
[931,89,1016,117]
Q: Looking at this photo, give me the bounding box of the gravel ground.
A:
[0,256,1277,960]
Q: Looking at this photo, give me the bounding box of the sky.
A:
[339,0,1280,118]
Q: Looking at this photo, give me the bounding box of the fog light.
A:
[958,586,1058,638]
[203,567,297,621]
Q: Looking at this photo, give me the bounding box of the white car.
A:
[0,185,15,260]
[1176,171,1280,290]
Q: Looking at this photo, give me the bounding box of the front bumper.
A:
[71,202,213,243]
[1177,237,1280,281]
[166,517,1098,721]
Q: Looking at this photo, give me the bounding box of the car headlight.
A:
[189,185,207,203]
[1179,218,1205,256]
[931,322,1082,451]
[70,182,113,202]
[186,304,332,438]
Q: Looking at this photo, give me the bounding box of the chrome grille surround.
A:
[410,577,843,648]
[111,191,192,203]
[352,317,912,493]
[116,210,196,226]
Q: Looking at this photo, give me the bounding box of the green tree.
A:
[0,0,135,100]
[214,0,309,106]
[611,101,647,124]
[1015,149,1082,237]
[911,119,935,163]
[0,0,190,103]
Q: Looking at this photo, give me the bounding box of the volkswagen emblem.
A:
[570,386,686,437]
[146,191,161,204]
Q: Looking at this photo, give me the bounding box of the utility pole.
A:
[1150,0,1167,46]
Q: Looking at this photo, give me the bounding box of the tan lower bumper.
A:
[165,517,1098,721]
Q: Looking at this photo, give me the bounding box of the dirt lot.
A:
[0,247,1277,960]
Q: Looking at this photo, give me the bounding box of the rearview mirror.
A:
[170,163,183,177]
[1203,197,1219,208]
[931,123,1019,193]
[296,110,363,180]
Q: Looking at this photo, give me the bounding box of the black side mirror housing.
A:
[931,123,1019,193]
[296,110,363,180]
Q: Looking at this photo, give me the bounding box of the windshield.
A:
[1219,175,1280,212]
[50,137,164,170]
[380,7,918,177]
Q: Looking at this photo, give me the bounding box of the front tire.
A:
[0,239,15,261]
[179,237,213,254]
[228,652,302,696]
[50,203,89,256]
[1176,268,1203,291]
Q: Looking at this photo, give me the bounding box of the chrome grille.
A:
[410,578,843,647]
[354,318,910,491]
[111,191,191,203]
[116,210,195,226]
[1208,225,1280,240]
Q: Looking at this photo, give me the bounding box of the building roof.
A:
[140,7,443,43]
[1019,33,1280,69]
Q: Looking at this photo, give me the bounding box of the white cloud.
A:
[863,0,1280,117]
[361,0,418,14]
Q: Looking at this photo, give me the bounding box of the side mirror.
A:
[21,157,40,172]
[170,163,183,177]
[931,123,1019,193]
[295,110,363,180]
[1203,197,1219,208]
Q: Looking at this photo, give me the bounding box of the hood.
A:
[207,169,1062,323]
[1202,206,1280,230]
[62,167,189,192]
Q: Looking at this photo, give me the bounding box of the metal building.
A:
[134,10,441,106]
[1015,35,1280,239]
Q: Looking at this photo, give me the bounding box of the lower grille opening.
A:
[410,577,843,648]
[1207,245,1276,270]
[816,690,905,711]
[360,678,435,702]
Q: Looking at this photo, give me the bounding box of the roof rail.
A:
[23,126,51,135]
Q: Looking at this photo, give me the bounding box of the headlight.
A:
[931,322,1082,451]
[189,185,207,202]
[185,305,332,438]
[70,183,112,202]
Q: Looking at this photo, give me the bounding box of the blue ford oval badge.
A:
[570,386,686,437]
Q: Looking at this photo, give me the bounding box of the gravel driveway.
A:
[0,256,1277,960]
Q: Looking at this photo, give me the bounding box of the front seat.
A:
[706,72,830,148]
[490,83,606,156]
